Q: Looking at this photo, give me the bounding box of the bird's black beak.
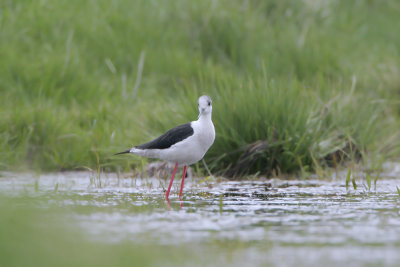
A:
[114,149,130,155]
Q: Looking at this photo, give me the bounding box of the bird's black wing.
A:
[136,123,194,150]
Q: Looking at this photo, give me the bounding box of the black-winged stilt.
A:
[115,95,215,201]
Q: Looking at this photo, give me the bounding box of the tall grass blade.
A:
[374,174,380,190]
[54,183,59,193]
[366,172,371,191]
[345,169,351,189]
[352,177,357,190]
[34,179,39,192]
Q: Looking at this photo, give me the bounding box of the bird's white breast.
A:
[156,119,214,165]
[191,119,215,152]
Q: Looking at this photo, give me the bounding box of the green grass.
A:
[0,0,399,176]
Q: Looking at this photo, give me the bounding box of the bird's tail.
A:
[114,149,131,155]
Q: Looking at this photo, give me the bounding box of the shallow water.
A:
[1,163,400,266]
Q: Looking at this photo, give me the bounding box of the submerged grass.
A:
[0,0,399,176]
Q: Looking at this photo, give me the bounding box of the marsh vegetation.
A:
[1,0,399,175]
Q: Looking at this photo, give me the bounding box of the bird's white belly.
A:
[159,133,213,165]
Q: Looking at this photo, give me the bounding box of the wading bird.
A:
[115,95,215,201]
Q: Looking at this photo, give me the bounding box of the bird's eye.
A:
[207,102,211,106]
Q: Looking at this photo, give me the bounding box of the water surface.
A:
[1,163,400,266]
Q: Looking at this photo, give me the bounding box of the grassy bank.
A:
[1,0,399,176]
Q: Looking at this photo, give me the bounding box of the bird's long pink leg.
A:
[179,165,187,201]
[166,163,178,200]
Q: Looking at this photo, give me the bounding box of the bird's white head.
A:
[198,95,212,117]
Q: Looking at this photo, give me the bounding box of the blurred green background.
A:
[1,0,399,176]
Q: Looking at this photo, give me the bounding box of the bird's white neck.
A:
[198,112,212,123]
